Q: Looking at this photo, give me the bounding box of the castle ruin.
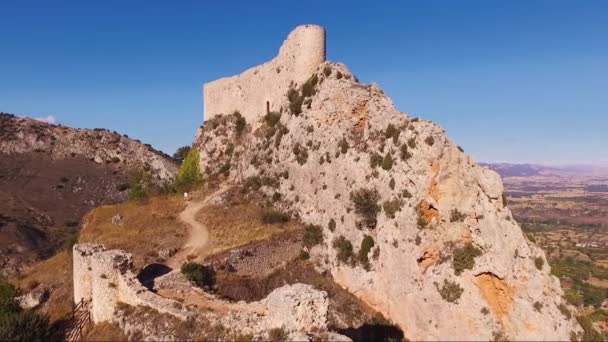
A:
[203,24,326,123]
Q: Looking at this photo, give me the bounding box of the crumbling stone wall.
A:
[72,244,189,323]
[203,24,326,124]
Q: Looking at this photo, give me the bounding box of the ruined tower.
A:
[203,25,326,124]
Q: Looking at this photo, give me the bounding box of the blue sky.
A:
[1,1,606,165]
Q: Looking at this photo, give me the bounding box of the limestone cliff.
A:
[193,62,581,340]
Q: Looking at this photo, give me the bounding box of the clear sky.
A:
[1,1,606,165]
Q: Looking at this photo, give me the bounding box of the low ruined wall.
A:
[72,244,189,323]
[203,24,326,124]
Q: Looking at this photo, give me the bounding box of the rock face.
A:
[194,27,581,340]
[262,284,329,333]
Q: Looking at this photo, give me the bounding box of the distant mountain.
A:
[482,163,608,178]
[0,112,178,274]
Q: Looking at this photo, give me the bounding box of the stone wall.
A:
[203,24,326,124]
[72,244,189,323]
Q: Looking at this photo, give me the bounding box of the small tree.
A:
[303,224,323,247]
[181,262,215,289]
[173,146,191,164]
[128,169,153,201]
[175,149,201,190]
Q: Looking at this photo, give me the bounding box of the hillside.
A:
[193,61,582,340]
[0,113,178,273]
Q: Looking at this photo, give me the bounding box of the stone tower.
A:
[203,25,326,124]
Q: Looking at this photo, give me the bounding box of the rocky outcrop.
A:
[0,113,177,181]
[194,60,581,340]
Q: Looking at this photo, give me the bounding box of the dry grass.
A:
[79,194,188,269]
[81,322,127,341]
[12,251,73,323]
[196,203,303,256]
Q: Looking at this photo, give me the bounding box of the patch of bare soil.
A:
[0,152,130,273]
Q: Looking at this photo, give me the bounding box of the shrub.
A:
[128,169,152,200]
[287,88,303,116]
[437,279,463,303]
[233,111,247,136]
[301,74,318,98]
[303,224,323,248]
[241,176,262,193]
[535,256,544,270]
[457,146,464,152]
[181,262,215,289]
[450,209,466,222]
[116,182,129,192]
[369,152,383,168]
[268,327,287,342]
[533,301,542,312]
[382,153,393,170]
[323,65,332,76]
[576,316,603,342]
[481,307,490,315]
[400,144,411,160]
[264,112,281,127]
[173,146,192,164]
[175,149,201,190]
[402,189,412,199]
[336,71,343,79]
[0,276,51,340]
[389,178,395,190]
[328,218,336,232]
[502,193,508,207]
[425,136,435,146]
[383,198,402,219]
[558,303,571,319]
[338,137,349,154]
[358,235,375,271]
[407,138,417,149]
[392,130,401,144]
[350,188,380,229]
[452,242,482,275]
[384,124,397,139]
[333,236,354,264]
[292,143,308,165]
[261,209,289,224]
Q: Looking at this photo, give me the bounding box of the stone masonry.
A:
[203,24,326,124]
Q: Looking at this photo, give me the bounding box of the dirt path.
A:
[166,186,229,269]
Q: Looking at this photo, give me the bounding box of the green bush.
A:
[576,315,604,342]
[333,236,354,264]
[303,224,323,248]
[358,235,375,271]
[287,88,303,116]
[450,209,466,222]
[350,188,380,229]
[383,198,402,219]
[268,327,287,342]
[328,218,336,232]
[384,124,397,140]
[173,145,192,164]
[535,256,544,270]
[0,276,51,340]
[369,152,383,168]
[382,153,393,170]
[558,303,571,319]
[437,279,464,303]
[175,149,201,190]
[400,144,411,160]
[338,137,349,154]
[128,169,153,201]
[264,112,281,127]
[261,209,289,224]
[233,111,247,136]
[452,242,483,275]
[181,262,215,289]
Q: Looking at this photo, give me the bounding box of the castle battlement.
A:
[203,25,326,123]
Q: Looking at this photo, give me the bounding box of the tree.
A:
[173,146,192,164]
[175,149,201,190]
